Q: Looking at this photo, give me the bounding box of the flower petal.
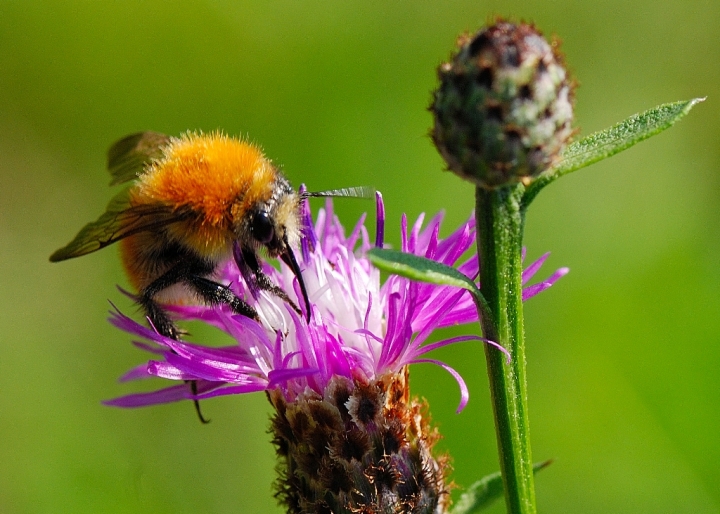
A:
[522,267,569,300]
[411,358,469,413]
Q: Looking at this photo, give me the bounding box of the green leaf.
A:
[366,247,493,326]
[523,98,705,206]
[367,248,479,294]
[450,460,554,514]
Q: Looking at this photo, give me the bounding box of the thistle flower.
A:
[105,193,566,513]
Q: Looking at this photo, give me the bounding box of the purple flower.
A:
[105,193,566,411]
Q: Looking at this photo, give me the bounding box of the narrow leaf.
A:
[523,98,705,206]
[367,248,480,294]
[367,247,494,327]
[450,460,554,514]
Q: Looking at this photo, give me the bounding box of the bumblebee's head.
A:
[245,199,300,257]
[233,176,310,320]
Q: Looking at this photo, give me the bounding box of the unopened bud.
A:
[431,21,575,189]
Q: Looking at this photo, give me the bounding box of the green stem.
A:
[475,184,536,514]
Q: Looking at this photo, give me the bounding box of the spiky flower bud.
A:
[270,370,450,514]
[431,21,575,189]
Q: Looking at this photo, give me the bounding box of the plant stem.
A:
[475,184,536,514]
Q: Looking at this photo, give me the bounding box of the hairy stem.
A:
[475,184,536,514]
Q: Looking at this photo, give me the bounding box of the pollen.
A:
[138,132,275,227]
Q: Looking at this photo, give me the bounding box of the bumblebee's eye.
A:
[251,211,274,244]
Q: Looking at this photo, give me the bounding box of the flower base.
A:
[269,369,450,514]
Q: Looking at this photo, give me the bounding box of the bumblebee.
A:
[51,131,371,340]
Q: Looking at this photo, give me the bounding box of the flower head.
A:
[105,192,566,513]
[106,192,566,411]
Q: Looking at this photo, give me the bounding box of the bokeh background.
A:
[1,1,719,512]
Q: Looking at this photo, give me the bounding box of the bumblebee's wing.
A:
[107,132,172,186]
[49,189,191,262]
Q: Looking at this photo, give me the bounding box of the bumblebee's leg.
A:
[182,275,259,321]
[240,247,301,315]
[140,296,183,339]
[143,262,260,324]
[140,264,212,424]
[139,265,191,339]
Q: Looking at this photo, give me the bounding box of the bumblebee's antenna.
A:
[302,186,376,200]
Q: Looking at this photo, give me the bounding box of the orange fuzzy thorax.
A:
[137,132,275,227]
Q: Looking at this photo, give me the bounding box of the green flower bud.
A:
[431,21,575,189]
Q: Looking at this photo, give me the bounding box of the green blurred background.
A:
[1,1,718,512]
